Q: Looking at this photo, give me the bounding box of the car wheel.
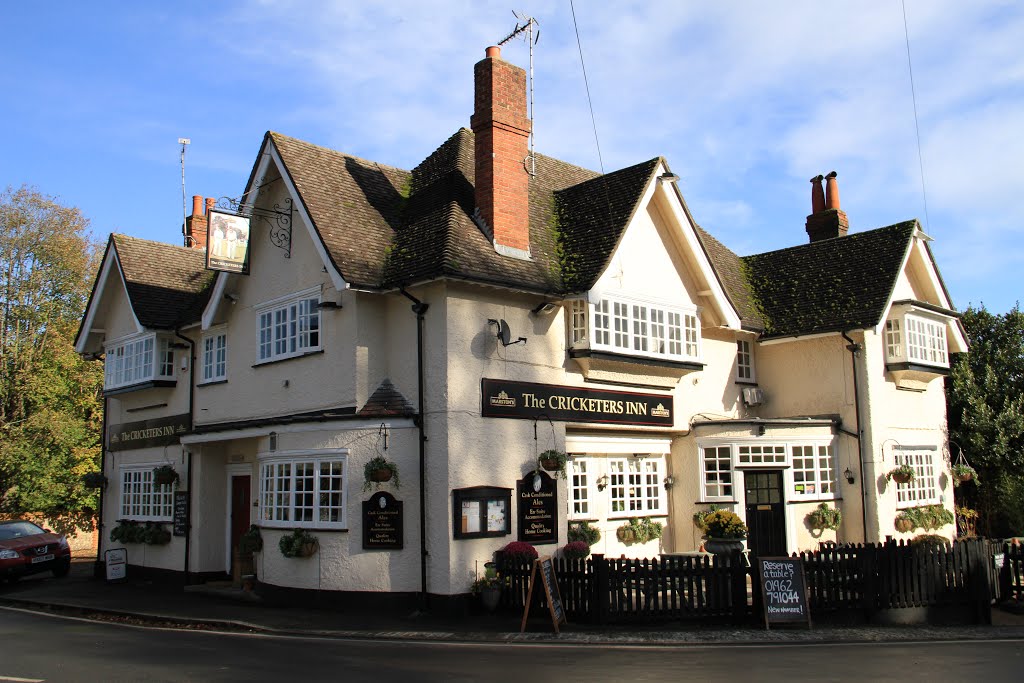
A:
[52,561,70,578]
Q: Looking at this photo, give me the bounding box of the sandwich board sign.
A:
[105,548,127,583]
[757,556,811,630]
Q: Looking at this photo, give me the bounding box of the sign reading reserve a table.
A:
[757,556,811,630]
[481,378,673,427]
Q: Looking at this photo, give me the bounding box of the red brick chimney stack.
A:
[471,45,533,259]
[805,171,849,243]
[184,194,210,250]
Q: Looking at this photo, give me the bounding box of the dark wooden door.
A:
[744,470,786,557]
[230,475,251,562]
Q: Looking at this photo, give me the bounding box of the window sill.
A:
[787,497,840,505]
[735,380,758,387]
[197,379,228,387]
[607,513,668,521]
[258,523,348,532]
[252,349,325,368]
[696,500,739,505]
[104,380,176,396]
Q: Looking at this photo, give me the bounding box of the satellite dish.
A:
[497,319,512,346]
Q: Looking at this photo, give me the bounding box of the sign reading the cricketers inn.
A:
[107,414,192,452]
[481,379,673,426]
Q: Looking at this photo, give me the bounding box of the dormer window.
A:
[104,333,175,391]
[569,295,701,364]
[885,309,949,369]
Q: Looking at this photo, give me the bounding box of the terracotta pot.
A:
[369,468,394,483]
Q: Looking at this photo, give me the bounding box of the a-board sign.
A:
[362,491,403,550]
[105,548,127,582]
[520,556,567,634]
[757,556,811,630]
[516,471,557,544]
[173,491,189,537]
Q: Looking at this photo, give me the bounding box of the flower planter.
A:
[479,586,502,613]
[297,541,319,558]
[369,467,394,483]
[704,537,745,555]
[539,458,560,472]
[891,472,912,485]
[894,517,914,533]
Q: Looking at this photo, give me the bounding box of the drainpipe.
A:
[95,392,108,579]
[175,328,196,585]
[841,331,870,543]
[400,288,429,612]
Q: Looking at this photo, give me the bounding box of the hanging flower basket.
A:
[536,449,568,479]
[886,464,915,486]
[81,472,107,489]
[279,529,319,558]
[950,463,977,486]
[894,515,914,533]
[363,456,400,491]
[152,465,180,487]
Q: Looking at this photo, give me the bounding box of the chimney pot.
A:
[824,171,840,210]
[205,197,216,216]
[810,175,825,214]
[485,45,501,59]
[191,195,203,217]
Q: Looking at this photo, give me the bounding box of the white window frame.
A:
[571,294,701,363]
[118,465,174,521]
[255,287,322,364]
[736,339,755,382]
[701,445,735,501]
[568,456,594,519]
[884,309,949,369]
[258,451,347,529]
[200,330,228,383]
[790,444,836,500]
[700,439,836,503]
[894,446,940,507]
[104,333,175,390]
[568,454,666,519]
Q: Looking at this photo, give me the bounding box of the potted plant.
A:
[806,502,842,531]
[81,471,107,489]
[536,449,568,479]
[501,541,538,565]
[239,525,263,554]
[950,463,977,486]
[702,509,748,554]
[616,517,664,545]
[886,464,915,485]
[363,455,400,491]
[279,528,319,558]
[567,521,601,547]
[692,504,721,532]
[894,514,914,533]
[562,540,590,561]
[142,523,172,545]
[471,563,505,613]
[152,465,180,487]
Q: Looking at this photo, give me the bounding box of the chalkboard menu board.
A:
[517,471,557,544]
[519,556,567,634]
[173,491,189,537]
[756,556,811,629]
[362,491,403,550]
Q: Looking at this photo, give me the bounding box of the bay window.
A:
[884,306,950,369]
[569,295,701,363]
[104,333,175,390]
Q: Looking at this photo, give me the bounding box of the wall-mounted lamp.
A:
[269,432,278,451]
[663,475,675,490]
[224,292,239,304]
[531,301,558,315]
[487,318,527,346]
[658,172,680,184]
[844,468,855,485]
[757,423,767,436]
[596,474,609,491]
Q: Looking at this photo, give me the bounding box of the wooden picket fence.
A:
[1002,542,1024,603]
[498,538,994,625]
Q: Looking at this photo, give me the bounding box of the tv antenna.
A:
[178,137,191,242]
[498,12,539,177]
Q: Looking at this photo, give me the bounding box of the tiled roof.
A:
[739,221,917,338]
[357,379,415,418]
[112,234,214,329]
[694,227,764,330]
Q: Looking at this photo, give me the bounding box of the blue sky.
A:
[3,1,1021,313]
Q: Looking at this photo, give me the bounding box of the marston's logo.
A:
[651,403,671,418]
[489,390,516,407]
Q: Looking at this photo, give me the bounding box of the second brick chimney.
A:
[184,195,214,250]
[805,171,849,242]
[471,45,533,259]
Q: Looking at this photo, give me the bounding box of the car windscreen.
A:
[0,521,44,541]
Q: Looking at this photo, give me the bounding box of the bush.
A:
[502,541,538,560]
[567,521,601,546]
[562,540,590,560]
[910,534,952,548]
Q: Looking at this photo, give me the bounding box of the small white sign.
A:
[994,553,1005,569]
[105,548,127,582]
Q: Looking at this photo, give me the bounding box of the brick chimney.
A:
[470,45,533,259]
[805,171,849,242]
[184,195,210,250]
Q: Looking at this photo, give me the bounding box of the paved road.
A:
[1,605,1022,682]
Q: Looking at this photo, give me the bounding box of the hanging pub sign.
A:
[107,413,191,452]
[207,210,251,274]
[481,378,673,427]
[362,491,403,550]
[517,471,558,544]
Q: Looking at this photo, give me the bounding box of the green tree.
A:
[946,304,1024,537]
[0,185,103,533]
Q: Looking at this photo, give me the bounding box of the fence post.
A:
[860,543,877,621]
[592,553,608,625]
[731,550,748,625]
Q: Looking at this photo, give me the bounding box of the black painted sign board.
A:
[108,413,192,452]
[362,491,403,550]
[481,378,673,427]
[757,556,812,630]
[520,556,567,634]
[173,491,189,537]
[517,471,557,544]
